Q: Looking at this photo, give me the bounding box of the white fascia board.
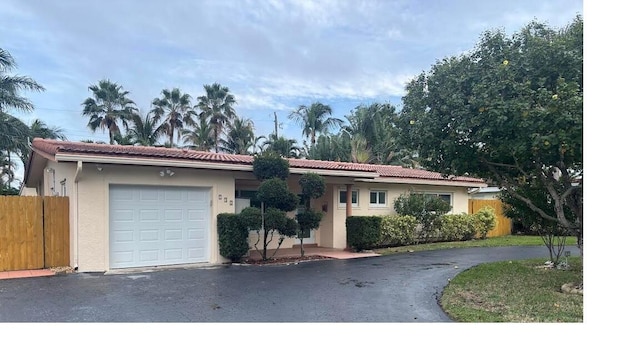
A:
[55,154,254,172]
[55,153,379,179]
[355,177,487,188]
[290,168,378,179]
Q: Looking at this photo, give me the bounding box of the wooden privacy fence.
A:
[0,196,70,271]
[468,199,512,237]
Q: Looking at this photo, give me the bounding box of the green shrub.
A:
[296,209,323,234]
[238,206,262,232]
[379,215,418,247]
[474,206,497,239]
[256,178,299,212]
[393,193,451,240]
[346,216,382,251]
[438,213,478,242]
[217,213,249,262]
[299,172,326,204]
[278,217,299,238]
[253,152,290,180]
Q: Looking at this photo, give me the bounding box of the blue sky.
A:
[2,0,583,145]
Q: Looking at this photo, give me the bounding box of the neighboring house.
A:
[22,138,487,272]
[468,186,502,200]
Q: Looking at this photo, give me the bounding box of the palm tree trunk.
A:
[169,123,175,147]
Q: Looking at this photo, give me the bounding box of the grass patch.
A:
[440,257,583,322]
[374,235,577,255]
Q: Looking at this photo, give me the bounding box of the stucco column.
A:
[346,184,353,217]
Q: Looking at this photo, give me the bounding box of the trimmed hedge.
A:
[379,215,418,247]
[474,206,497,239]
[438,213,477,242]
[217,213,249,262]
[346,216,382,251]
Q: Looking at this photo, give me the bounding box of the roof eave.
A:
[355,177,487,187]
[54,153,379,179]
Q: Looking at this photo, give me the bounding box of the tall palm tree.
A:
[0,113,29,186]
[28,119,66,141]
[196,83,237,152]
[0,48,45,113]
[342,103,407,165]
[151,88,195,147]
[289,102,342,146]
[219,117,261,155]
[125,111,167,146]
[19,118,67,165]
[180,116,215,151]
[305,132,351,162]
[262,133,302,158]
[81,79,137,145]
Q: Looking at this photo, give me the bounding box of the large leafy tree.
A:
[398,17,583,252]
[289,102,342,146]
[0,48,45,113]
[197,83,237,152]
[151,88,195,147]
[81,79,137,145]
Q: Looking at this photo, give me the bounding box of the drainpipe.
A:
[72,161,83,270]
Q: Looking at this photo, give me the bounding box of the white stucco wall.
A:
[69,162,236,272]
[330,182,472,249]
[48,158,478,270]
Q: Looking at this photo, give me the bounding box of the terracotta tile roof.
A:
[31,138,485,184]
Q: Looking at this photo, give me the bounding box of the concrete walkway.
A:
[248,246,380,260]
[0,269,55,280]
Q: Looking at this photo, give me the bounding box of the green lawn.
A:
[439,257,583,322]
[374,235,578,255]
[374,235,582,322]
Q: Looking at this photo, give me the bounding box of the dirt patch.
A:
[561,282,583,295]
[49,266,75,274]
[239,255,332,265]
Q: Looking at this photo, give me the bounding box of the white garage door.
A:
[109,185,211,269]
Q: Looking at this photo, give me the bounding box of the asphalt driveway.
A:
[0,246,576,322]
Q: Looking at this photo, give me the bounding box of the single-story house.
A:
[22,138,487,272]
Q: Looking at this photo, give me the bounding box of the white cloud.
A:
[1,0,583,145]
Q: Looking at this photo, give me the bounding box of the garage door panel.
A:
[187,190,207,202]
[140,188,160,201]
[188,209,206,221]
[112,251,134,264]
[164,249,184,260]
[164,209,183,221]
[112,230,134,243]
[139,209,160,221]
[139,230,159,242]
[109,185,211,269]
[112,209,135,222]
[112,188,135,200]
[187,248,205,259]
[164,189,182,201]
